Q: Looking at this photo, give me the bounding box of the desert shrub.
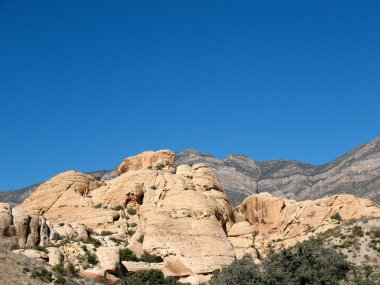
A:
[211,255,264,285]
[85,251,98,265]
[54,276,66,285]
[352,225,364,237]
[137,234,144,243]
[110,237,122,245]
[210,239,351,285]
[127,207,137,215]
[156,162,165,170]
[118,269,180,285]
[100,230,113,236]
[150,185,157,190]
[147,165,153,170]
[52,233,63,241]
[94,176,101,181]
[119,248,138,262]
[127,230,136,236]
[66,262,77,277]
[140,252,164,263]
[58,223,64,226]
[129,222,137,227]
[94,203,102,209]
[331,213,343,221]
[263,239,350,284]
[112,205,125,211]
[52,264,65,275]
[32,268,53,283]
[86,236,101,248]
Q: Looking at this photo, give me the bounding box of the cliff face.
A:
[175,137,380,205]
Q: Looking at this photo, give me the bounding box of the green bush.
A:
[127,230,136,237]
[129,222,137,227]
[119,248,138,262]
[331,213,343,222]
[151,185,157,190]
[118,269,180,285]
[127,207,137,215]
[112,205,125,211]
[54,276,66,285]
[352,225,364,237]
[52,233,63,241]
[31,268,53,283]
[85,236,101,248]
[140,252,164,263]
[100,230,113,236]
[85,251,98,265]
[94,203,102,209]
[210,239,351,285]
[66,262,78,277]
[52,264,65,275]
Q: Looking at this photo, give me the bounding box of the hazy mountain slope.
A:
[175,137,380,205]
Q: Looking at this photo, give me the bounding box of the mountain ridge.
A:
[1,137,379,206]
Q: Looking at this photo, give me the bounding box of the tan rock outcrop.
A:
[139,163,236,276]
[230,192,380,257]
[96,246,127,276]
[122,261,163,272]
[0,203,50,249]
[117,150,175,175]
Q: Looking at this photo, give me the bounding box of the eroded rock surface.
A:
[230,192,380,258]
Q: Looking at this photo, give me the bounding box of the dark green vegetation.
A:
[210,239,374,285]
[127,207,137,215]
[119,248,138,262]
[118,269,181,285]
[112,205,125,211]
[331,212,343,222]
[119,248,163,263]
[81,245,98,265]
[31,268,53,283]
[100,230,113,236]
[85,236,101,248]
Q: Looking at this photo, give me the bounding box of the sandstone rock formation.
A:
[14,151,237,282]
[0,202,49,249]
[6,149,380,284]
[229,192,380,258]
[117,150,176,175]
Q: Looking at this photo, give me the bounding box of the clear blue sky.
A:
[0,1,379,190]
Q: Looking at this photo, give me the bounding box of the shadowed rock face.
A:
[175,137,380,205]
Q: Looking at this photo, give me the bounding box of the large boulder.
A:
[117,150,175,175]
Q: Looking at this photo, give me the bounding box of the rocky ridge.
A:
[0,150,377,284]
[175,136,380,205]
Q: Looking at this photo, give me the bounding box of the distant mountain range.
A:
[1,137,379,206]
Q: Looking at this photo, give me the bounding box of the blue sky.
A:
[0,1,379,190]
